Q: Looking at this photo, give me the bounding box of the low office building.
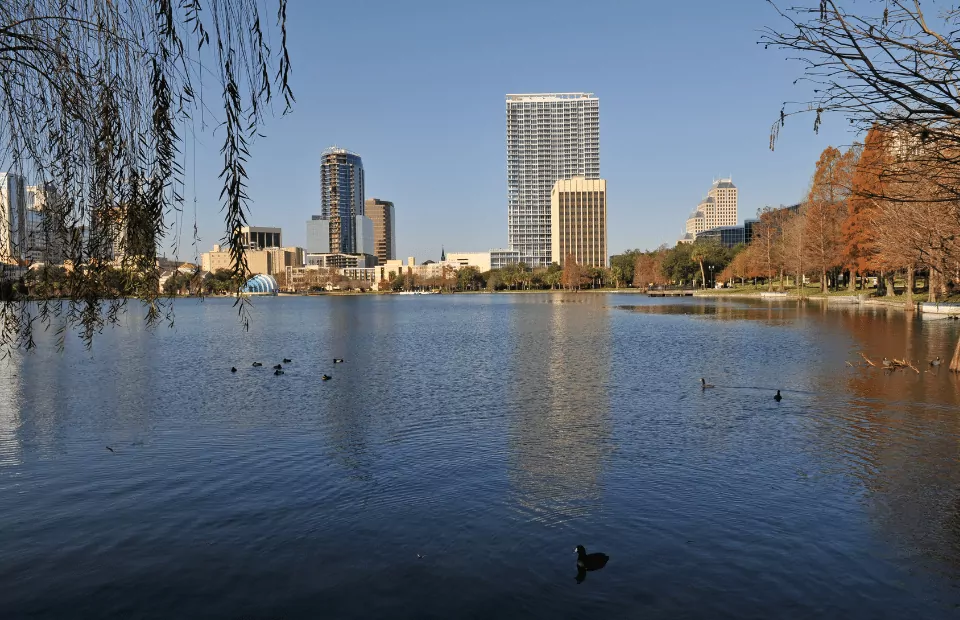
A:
[446,251,492,273]
[202,245,272,275]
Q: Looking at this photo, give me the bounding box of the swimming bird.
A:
[882,357,893,367]
[333,358,344,363]
[231,367,237,373]
[282,358,292,363]
[700,378,715,389]
[930,356,942,367]
[774,390,782,402]
[575,545,609,571]
[273,364,283,370]
[322,374,331,381]
[274,369,284,375]
[252,362,263,367]
[105,446,115,453]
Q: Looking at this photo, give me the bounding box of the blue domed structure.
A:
[241,274,279,295]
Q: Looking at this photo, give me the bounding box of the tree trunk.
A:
[698,261,706,290]
[885,271,895,297]
[778,269,785,292]
[951,335,960,373]
[821,270,827,294]
[905,266,914,310]
[848,269,856,292]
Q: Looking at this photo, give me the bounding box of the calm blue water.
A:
[1,294,959,618]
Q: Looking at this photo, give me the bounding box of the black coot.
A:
[575,545,609,571]
[231,367,237,373]
[774,390,782,402]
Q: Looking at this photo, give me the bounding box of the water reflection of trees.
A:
[619,301,798,326]
[506,294,611,525]
[812,305,960,575]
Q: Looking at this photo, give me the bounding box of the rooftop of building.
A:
[712,178,736,189]
[321,146,362,158]
[506,93,597,102]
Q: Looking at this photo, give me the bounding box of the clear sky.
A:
[171,0,854,265]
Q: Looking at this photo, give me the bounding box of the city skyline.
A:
[17,2,856,265]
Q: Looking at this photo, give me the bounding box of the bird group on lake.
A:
[701,377,783,402]
[238,357,345,381]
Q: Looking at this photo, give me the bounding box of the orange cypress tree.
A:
[843,128,890,284]
[806,146,856,292]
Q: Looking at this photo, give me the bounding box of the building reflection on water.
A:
[505,295,611,526]
[0,353,23,467]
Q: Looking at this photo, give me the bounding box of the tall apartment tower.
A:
[506,93,600,267]
[551,178,607,268]
[706,178,737,229]
[0,173,26,264]
[365,198,395,264]
[319,147,365,254]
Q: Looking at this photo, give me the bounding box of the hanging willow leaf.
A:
[0,0,294,353]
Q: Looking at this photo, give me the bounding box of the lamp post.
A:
[709,265,715,289]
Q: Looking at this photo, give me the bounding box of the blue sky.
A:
[171,0,854,264]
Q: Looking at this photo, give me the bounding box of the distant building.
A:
[695,226,747,248]
[680,178,738,244]
[305,253,376,269]
[24,183,65,264]
[241,226,282,250]
[706,179,737,230]
[354,215,375,259]
[506,93,600,267]
[446,251,492,273]
[365,198,396,264]
[201,244,301,276]
[551,177,607,267]
[694,204,798,249]
[306,216,330,254]
[320,147,365,255]
[491,248,521,270]
[0,173,26,264]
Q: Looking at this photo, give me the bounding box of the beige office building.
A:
[364,198,395,265]
[550,178,607,268]
[706,179,737,229]
[446,251,492,273]
[202,245,270,276]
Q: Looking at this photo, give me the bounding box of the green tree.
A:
[660,243,698,284]
[609,250,641,285]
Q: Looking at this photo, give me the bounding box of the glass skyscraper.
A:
[506,93,600,267]
[319,147,365,254]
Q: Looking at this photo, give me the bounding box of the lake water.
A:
[2,294,960,619]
